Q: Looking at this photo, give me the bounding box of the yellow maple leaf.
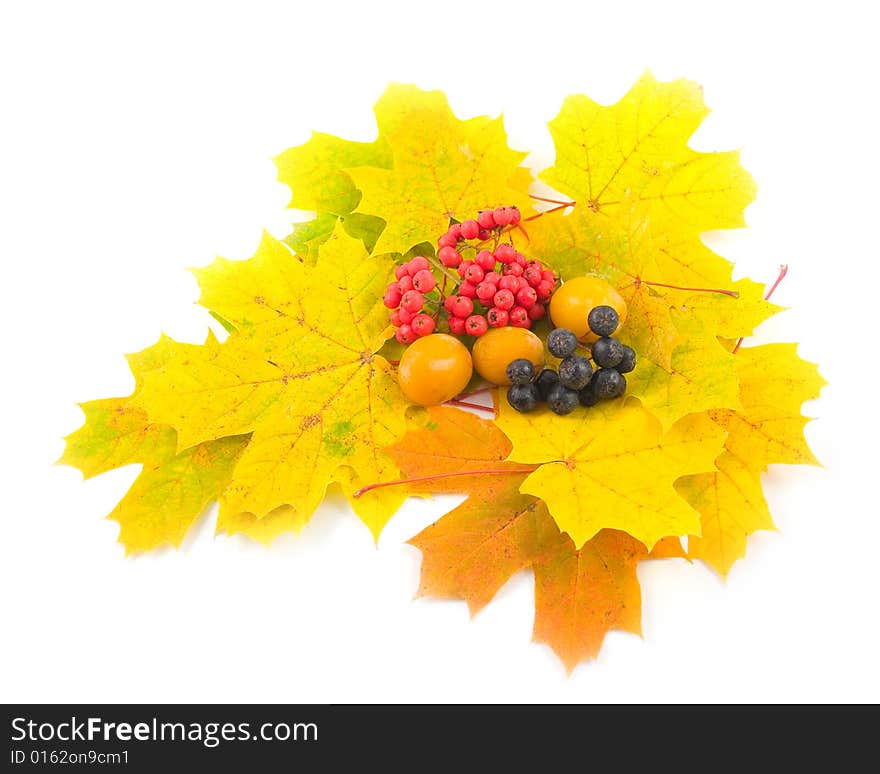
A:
[675,343,824,575]
[523,193,777,374]
[60,335,250,553]
[674,451,774,577]
[517,74,769,430]
[540,71,756,234]
[711,343,825,471]
[132,225,410,538]
[495,400,726,549]
[216,505,309,546]
[349,83,533,255]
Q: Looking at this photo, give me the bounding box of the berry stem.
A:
[732,264,789,354]
[639,279,740,298]
[426,254,463,285]
[434,274,448,323]
[353,466,538,498]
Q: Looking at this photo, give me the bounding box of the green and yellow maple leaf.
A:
[60,335,250,553]
[129,225,410,539]
[626,311,742,431]
[276,131,391,216]
[275,131,390,257]
[348,84,534,255]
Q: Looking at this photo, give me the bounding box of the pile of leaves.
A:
[61,73,823,671]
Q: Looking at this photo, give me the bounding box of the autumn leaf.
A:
[539,71,756,235]
[675,343,824,575]
[275,132,390,256]
[626,311,742,431]
[534,195,779,365]
[216,505,309,546]
[711,343,824,471]
[60,335,250,553]
[276,131,391,216]
[411,488,562,614]
[60,397,175,481]
[130,225,410,539]
[390,407,684,669]
[531,529,647,671]
[495,399,727,549]
[384,403,533,497]
[386,407,551,610]
[348,84,534,255]
[63,78,823,675]
[674,451,774,577]
[516,73,771,438]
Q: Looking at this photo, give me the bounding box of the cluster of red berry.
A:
[383,207,558,345]
[383,256,439,343]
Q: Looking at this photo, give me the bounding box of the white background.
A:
[1,0,878,702]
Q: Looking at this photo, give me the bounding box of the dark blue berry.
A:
[507,383,540,413]
[547,384,579,415]
[578,381,598,406]
[557,355,593,390]
[506,358,535,385]
[616,345,636,374]
[535,368,559,401]
[591,336,624,368]
[592,368,626,400]
[588,305,620,337]
[547,328,578,359]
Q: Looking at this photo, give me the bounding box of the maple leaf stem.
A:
[528,194,578,206]
[472,201,572,248]
[732,264,789,354]
[444,398,495,412]
[640,279,740,298]
[764,263,790,299]
[352,466,539,498]
[456,385,493,399]
[522,202,574,222]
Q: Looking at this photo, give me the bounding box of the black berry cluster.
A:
[505,306,636,415]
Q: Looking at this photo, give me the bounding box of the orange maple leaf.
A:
[388,406,683,671]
